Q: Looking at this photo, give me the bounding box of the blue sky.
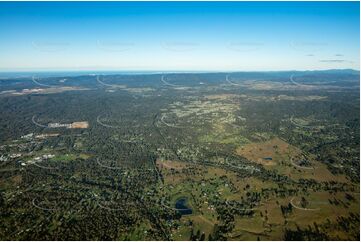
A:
[0,1,359,71]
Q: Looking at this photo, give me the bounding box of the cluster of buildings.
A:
[48,121,89,129]
[0,153,22,162]
[20,154,55,166]
[21,133,60,140]
[48,123,71,128]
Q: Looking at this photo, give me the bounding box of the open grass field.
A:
[236,138,349,183]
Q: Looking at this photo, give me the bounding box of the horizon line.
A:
[0,68,359,74]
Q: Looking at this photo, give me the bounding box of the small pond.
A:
[175,197,193,215]
[263,157,273,160]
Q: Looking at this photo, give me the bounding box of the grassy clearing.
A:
[156,159,189,170]
[236,137,348,182]
[236,137,292,166]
